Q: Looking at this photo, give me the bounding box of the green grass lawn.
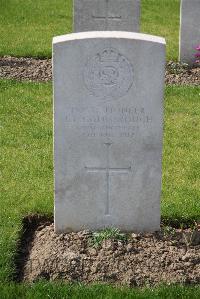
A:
[141,0,180,61]
[0,0,180,60]
[0,0,72,58]
[162,86,200,224]
[0,282,200,299]
[0,79,199,297]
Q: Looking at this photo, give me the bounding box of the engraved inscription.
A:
[92,0,122,30]
[65,105,152,138]
[85,143,131,215]
[84,48,134,99]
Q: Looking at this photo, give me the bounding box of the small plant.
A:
[181,221,199,251]
[163,225,176,237]
[89,227,127,248]
[168,61,188,75]
[194,45,200,64]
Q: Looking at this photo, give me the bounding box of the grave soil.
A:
[16,215,200,287]
[0,56,200,85]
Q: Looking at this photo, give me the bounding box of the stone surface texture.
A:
[179,0,200,65]
[74,0,140,32]
[53,32,166,233]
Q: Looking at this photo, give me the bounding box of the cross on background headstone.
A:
[85,143,131,216]
[74,0,141,32]
[92,0,122,30]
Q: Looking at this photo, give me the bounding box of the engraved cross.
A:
[92,0,122,30]
[85,143,131,216]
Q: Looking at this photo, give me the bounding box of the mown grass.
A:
[0,282,200,299]
[0,0,72,58]
[0,80,53,282]
[0,80,199,295]
[0,0,179,60]
[162,86,200,223]
[141,0,180,61]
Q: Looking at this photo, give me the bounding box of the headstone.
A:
[53,31,166,233]
[74,0,140,32]
[179,0,200,65]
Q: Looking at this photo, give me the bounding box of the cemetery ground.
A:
[0,80,200,297]
[0,0,179,60]
[0,0,200,298]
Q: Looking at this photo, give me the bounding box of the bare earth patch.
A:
[0,56,200,85]
[0,56,52,82]
[17,217,200,287]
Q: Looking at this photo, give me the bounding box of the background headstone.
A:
[74,0,140,32]
[53,32,166,233]
[179,0,200,65]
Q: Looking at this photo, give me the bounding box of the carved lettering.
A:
[65,105,152,138]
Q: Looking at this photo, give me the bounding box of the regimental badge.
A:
[84,48,134,99]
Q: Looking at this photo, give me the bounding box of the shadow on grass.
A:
[13,214,53,282]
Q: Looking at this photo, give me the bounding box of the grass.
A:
[0,80,199,296]
[0,80,53,283]
[162,86,200,223]
[141,0,180,61]
[0,0,180,60]
[0,0,72,58]
[0,282,200,299]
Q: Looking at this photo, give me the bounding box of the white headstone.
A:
[53,31,166,233]
[74,0,140,32]
[179,0,200,65]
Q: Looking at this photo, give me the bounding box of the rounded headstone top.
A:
[53,31,166,46]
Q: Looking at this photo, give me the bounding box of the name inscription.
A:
[65,106,152,138]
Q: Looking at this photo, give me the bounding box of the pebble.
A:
[181,254,190,262]
[126,243,134,252]
[0,57,199,85]
[88,248,97,256]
